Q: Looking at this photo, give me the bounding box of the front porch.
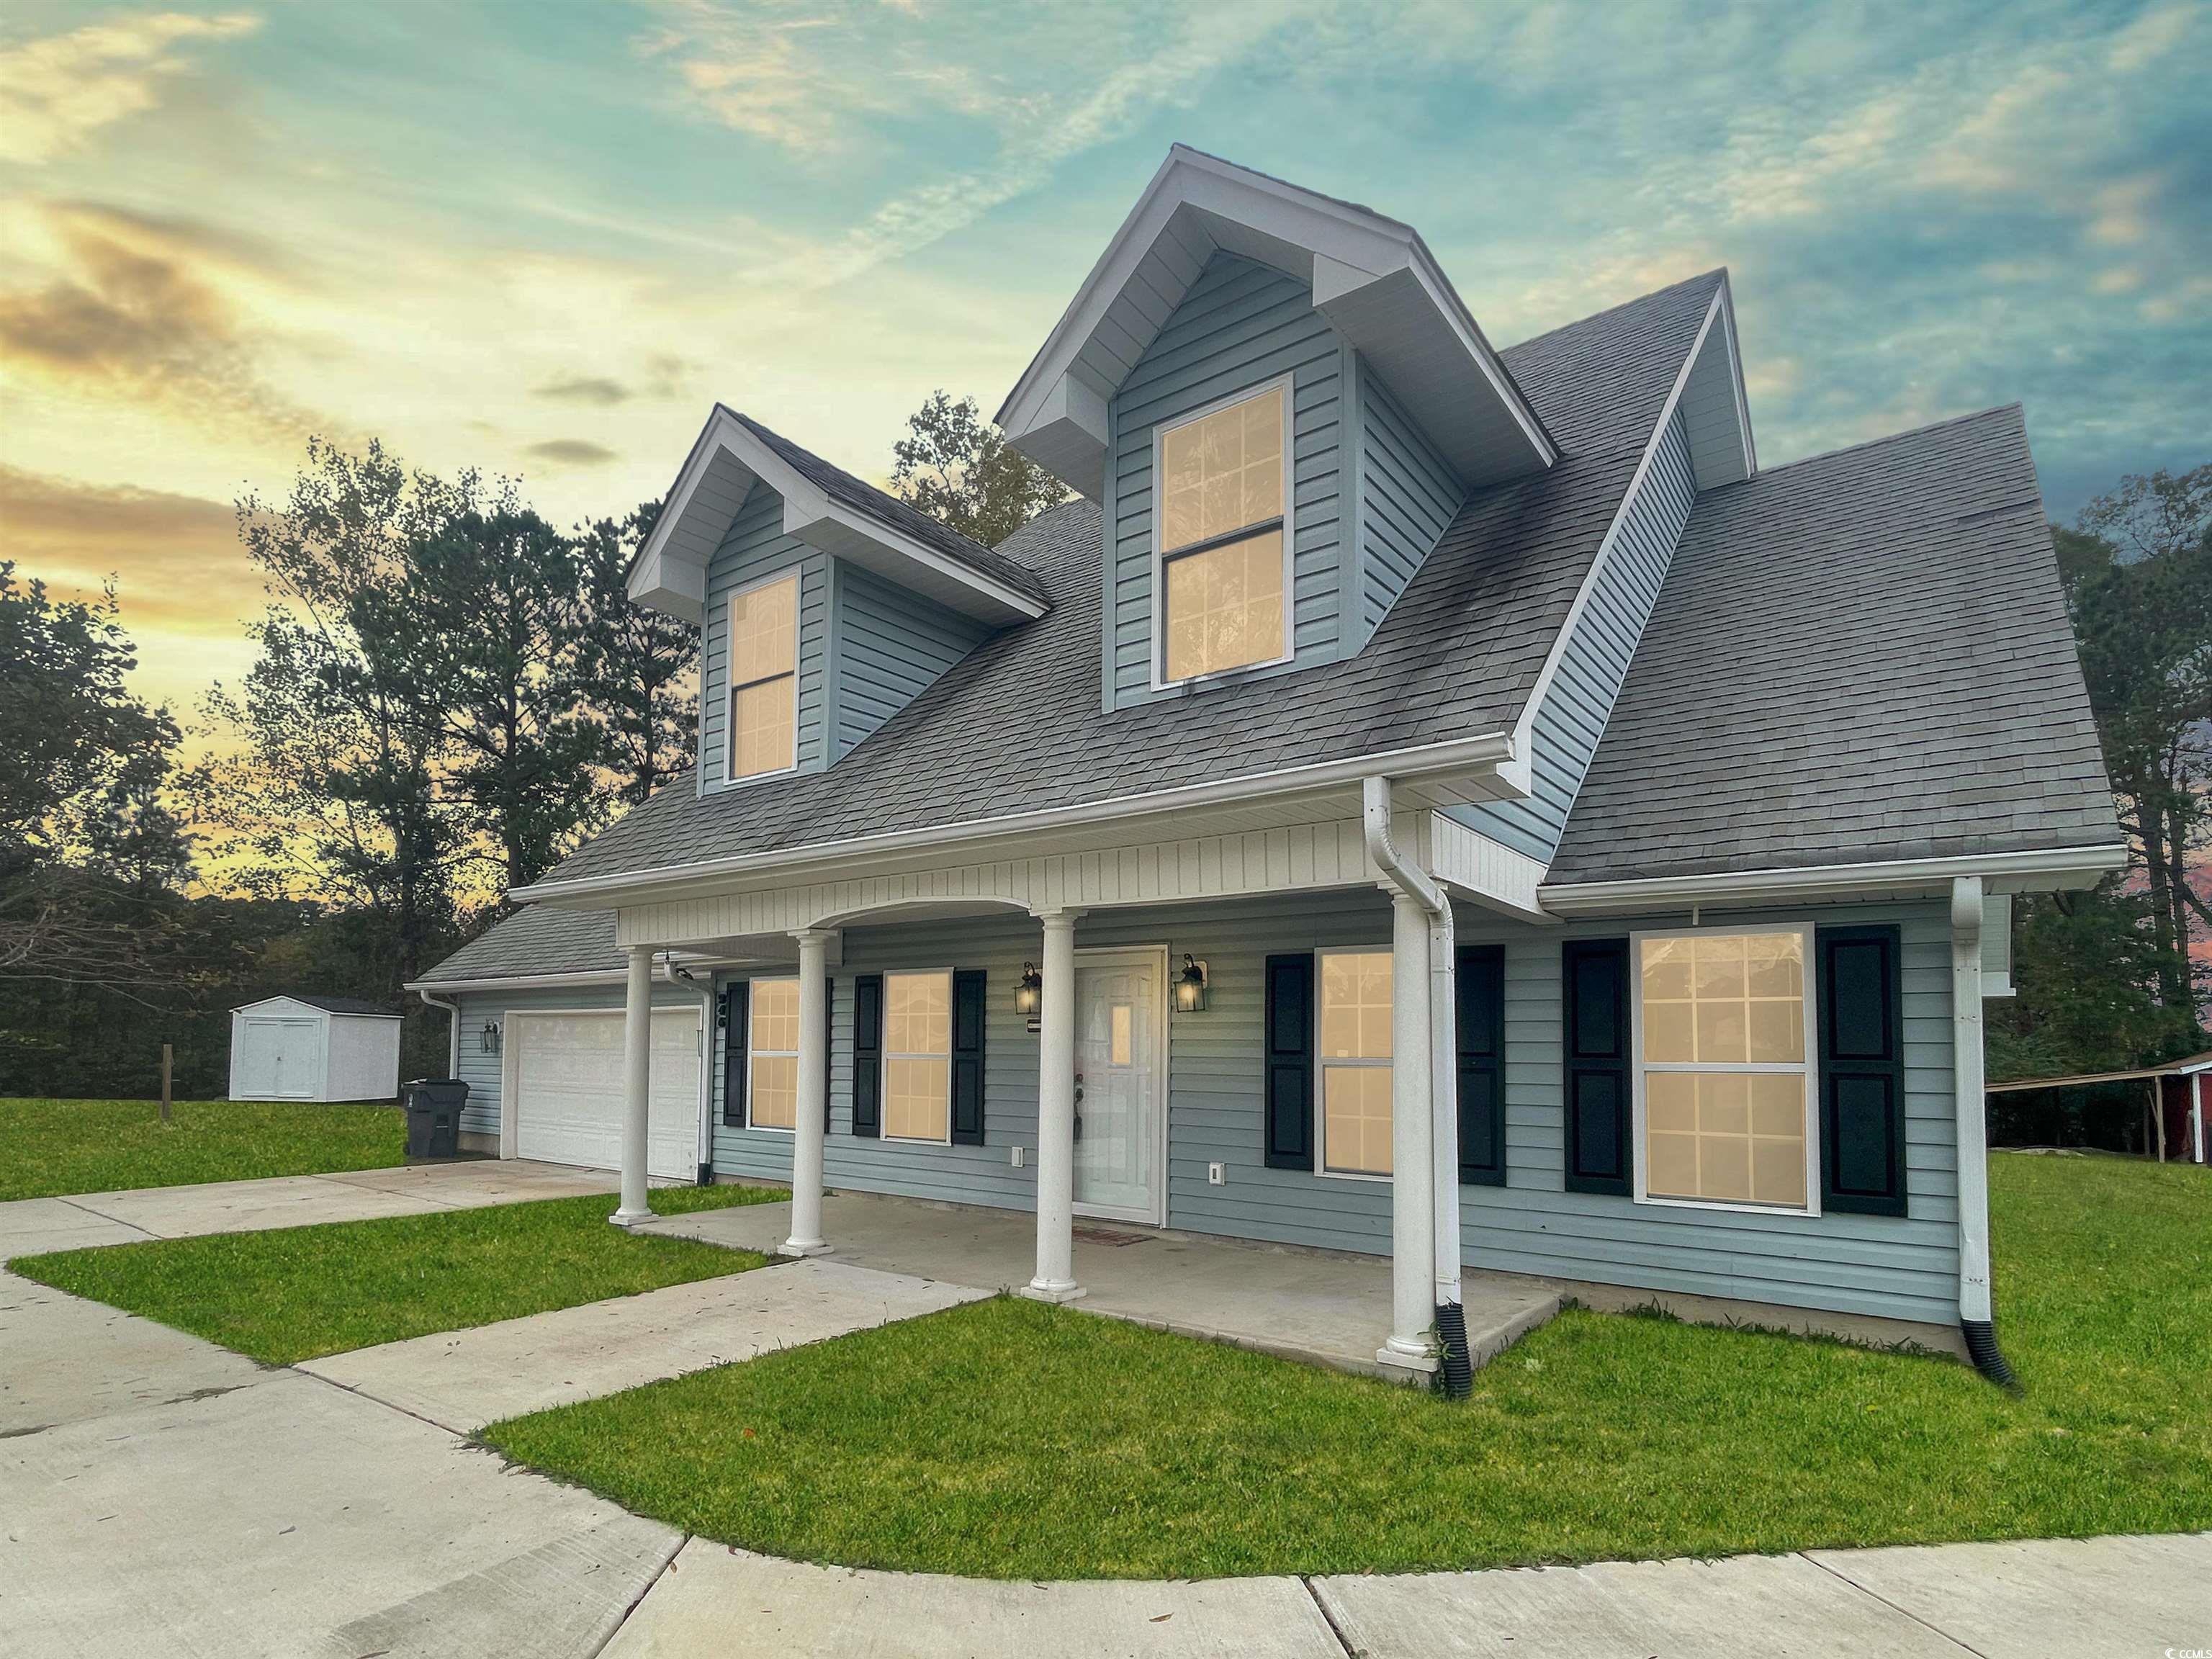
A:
[643,1187,1561,1378]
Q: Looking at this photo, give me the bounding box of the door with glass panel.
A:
[1071,950,1165,1225]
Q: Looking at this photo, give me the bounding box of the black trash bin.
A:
[402,1078,468,1159]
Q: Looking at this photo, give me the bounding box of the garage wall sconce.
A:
[480,1021,503,1056]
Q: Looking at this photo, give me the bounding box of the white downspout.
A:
[1362,778,1463,1314]
[416,988,461,1077]
[1951,876,2014,1384]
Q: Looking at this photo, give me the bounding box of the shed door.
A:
[509,1010,699,1180]
[238,1017,319,1100]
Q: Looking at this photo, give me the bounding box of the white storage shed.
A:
[228,995,403,1103]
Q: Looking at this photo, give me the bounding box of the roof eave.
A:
[997,146,1554,500]
[1536,842,2128,916]
[627,407,1048,628]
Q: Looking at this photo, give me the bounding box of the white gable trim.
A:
[996,145,1555,500]
[1495,280,1745,796]
[629,407,1047,627]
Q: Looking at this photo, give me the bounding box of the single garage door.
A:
[509,1009,701,1180]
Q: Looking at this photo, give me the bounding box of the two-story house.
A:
[409,148,2121,1382]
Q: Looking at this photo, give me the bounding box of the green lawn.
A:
[17,1184,786,1364]
[482,1153,2211,1579]
[0,1097,407,1202]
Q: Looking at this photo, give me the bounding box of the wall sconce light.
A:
[1174,954,1210,1013]
[480,1021,503,1056]
[1014,962,1043,1024]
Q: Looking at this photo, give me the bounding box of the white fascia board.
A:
[509,729,1516,908]
[998,145,1552,493]
[1537,842,2130,916]
[629,406,1043,627]
[403,969,629,994]
[1717,272,1757,479]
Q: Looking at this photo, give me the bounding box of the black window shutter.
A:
[1457,944,1506,1185]
[1563,939,1631,1195]
[1264,953,1315,1169]
[1818,925,1907,1215]
[850,974,883,1138]
[824,977,836,1101]
[950,969,987,1145]
[720,981,748,1128]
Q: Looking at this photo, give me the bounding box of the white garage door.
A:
[510,1010,700,1181]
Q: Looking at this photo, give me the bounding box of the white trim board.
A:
[1538,844,2130,914]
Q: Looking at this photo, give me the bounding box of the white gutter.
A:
[1538,843,2128,914]
[405,969,629,995]
[1362,777,1461,1313]
[1951,877,1992,1327]
[415,988,462,1077]
[513,731,1516,907]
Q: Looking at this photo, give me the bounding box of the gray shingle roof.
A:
[415,905,623,984]
[531,271,1725,891]
[1547,405,2119,884]
[729,412,1053,610]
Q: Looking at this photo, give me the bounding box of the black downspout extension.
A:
[1434,1303,1473,1399]
[1961,1318,2020,1390]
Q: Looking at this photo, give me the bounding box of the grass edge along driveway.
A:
[1,1097,407,1202]
[17,1184,786,1364]
[480,1153,2211,1580]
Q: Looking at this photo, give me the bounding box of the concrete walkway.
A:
[606,1532,2212,1658]
[0,1159,621,1261]
[1,1269,680,1659]
[646,1190,1560,1377]
[301,1258,987,1433]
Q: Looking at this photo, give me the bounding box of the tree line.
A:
[0,396,1056,1097]
[0,421,2198,1108]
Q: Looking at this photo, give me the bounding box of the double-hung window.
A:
[1155,380,1290,683]
[1633,927,1817,1211]
[747,976,800,1131]
[727,572,798,781]
[882,970,952,1143]
[1318,948,1393,1177]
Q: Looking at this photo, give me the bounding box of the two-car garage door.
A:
[508,1010,701,1181]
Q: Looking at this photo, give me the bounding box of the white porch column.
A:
[1382,889,1438,1374]
[1023,907,1084,1303]
[782,927,835,1256]
[610,943,655,1228]
[1951,876,1992,1325]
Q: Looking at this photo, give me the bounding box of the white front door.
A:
[1072,950,1166,1226]
[509,1010,700,1180]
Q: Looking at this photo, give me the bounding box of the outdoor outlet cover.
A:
[1208,1161,1226,1185]
[1012,1146,1025,1168]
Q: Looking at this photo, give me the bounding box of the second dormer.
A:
[627,407,1049,793]
[997,145,1557,712]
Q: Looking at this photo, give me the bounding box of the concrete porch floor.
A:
[642,1189,1560,1378]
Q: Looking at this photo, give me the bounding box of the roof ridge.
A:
[1501,269,1727,357]
[1744,403,2026,485]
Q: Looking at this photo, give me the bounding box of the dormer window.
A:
[1156,379,1290,684]
[727,571,799,781]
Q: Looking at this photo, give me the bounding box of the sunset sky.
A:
[2,0,2206,729]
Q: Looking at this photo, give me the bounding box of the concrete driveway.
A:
[0,1159,620,1261]
[1,1268,678,1659]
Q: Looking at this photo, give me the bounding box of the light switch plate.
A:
[1208,1161,1226,1186]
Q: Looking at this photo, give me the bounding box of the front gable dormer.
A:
[629,408,1042,793]
[1000,149,1540,711]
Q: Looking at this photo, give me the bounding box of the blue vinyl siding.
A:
[1357,367,1465,642]
[698,485,828,793]
[490,889,1961,1328]
[1457,899,1962,1327]
[1457,408,1698,860]
[827,562,992,761]
[451,981,703,1143]
[1106,253,1348,709]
